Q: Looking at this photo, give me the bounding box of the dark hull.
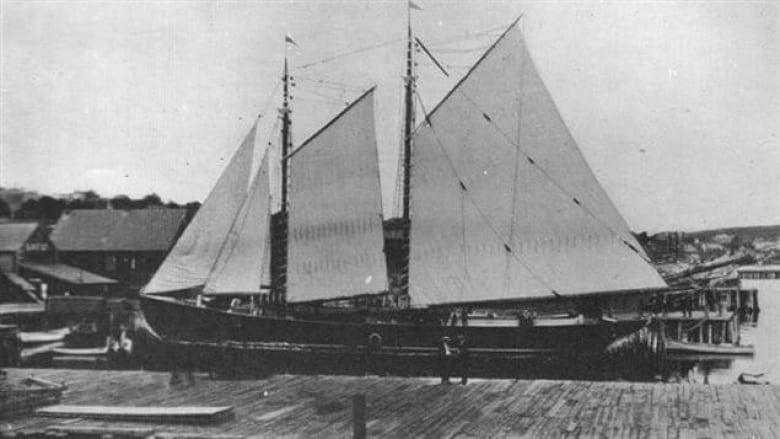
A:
[139,295,646,352]
[137,295,665,379]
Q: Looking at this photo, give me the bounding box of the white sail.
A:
[203,150,271,295]
[143,126,256,294]
[286,89,388,302]
[409,24,666,306]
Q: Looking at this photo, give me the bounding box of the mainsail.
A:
[203,150,271,294]
[286,88,388,302]
[409,23,666,306]
[143,126,256,294]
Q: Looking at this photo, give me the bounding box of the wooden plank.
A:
[37,405,233,424]
[46,425,156,437]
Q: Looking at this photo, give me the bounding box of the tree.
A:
[15,198,40,219]
[0,198,10,218]
[82,190,101,202]
[183,201,201,225]
[38,196,66,221]
[111,195,133,210]
[141,193,163,208]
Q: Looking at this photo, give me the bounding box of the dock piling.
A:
[353,393,366,439]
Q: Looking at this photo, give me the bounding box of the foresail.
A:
[287,88,388,302]
[203,150,271,295]
[409,23,666,306]
[142,126,256,294]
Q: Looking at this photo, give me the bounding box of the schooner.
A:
[139,11,669,372]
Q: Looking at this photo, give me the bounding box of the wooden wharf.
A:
[655,311,742,345]
[3,368,780,438]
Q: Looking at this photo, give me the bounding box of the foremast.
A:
[398,1,417,303]
[271,49,293,307]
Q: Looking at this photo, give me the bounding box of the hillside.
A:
[683,224,780,243]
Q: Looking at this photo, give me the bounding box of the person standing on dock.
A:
[457,335,469,385]
[438,336,453,384]
[683,291,694,317]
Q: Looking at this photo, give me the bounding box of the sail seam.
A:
[295,38,404,71]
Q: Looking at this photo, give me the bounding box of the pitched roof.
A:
[20,262,118,284]
[737,265,780,273]
[0,222,38,252]
[3,272,36,291]
[50,209,186,252]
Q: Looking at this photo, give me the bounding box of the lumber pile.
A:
[0,376,65,417]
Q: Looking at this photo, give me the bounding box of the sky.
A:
[1,1,777,233]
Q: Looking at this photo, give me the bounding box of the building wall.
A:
[57,250,166,295]
[0,252,16,272]
[23,226,55,264]
[740,278,780,296]
[739,267,780,296]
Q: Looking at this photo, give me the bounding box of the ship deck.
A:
[3,368,780,438]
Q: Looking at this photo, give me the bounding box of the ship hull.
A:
[137,295,661,378]
[140,295,645,351]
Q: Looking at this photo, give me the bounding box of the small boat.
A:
[19,327,72,345]
[665,340,754,356]
[51,336,111,357]
[21,341,64,359]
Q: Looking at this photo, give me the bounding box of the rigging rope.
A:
[255,80,282,121]
[297,88,350,104]
[294,76,365,90]
[293,96,349,107]
[429,45,491,54]
[295,38,404,70]
[424,26,505,47]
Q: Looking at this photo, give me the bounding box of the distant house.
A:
[0,222,39,273]
[737,264,780,296]
[0,222,41,304]
[40,209,186,295]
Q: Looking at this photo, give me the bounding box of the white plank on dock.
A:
[37,405,233,423]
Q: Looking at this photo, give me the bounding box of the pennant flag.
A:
[409,0,422,11]
[285,33,298,47]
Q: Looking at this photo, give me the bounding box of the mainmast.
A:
[399,2,417,299]
[281,58,292,215]
[271,46,293,306]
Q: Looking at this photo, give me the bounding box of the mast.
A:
[271,46,293,306]
[399,1,416,299]
[281,58,291,215]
